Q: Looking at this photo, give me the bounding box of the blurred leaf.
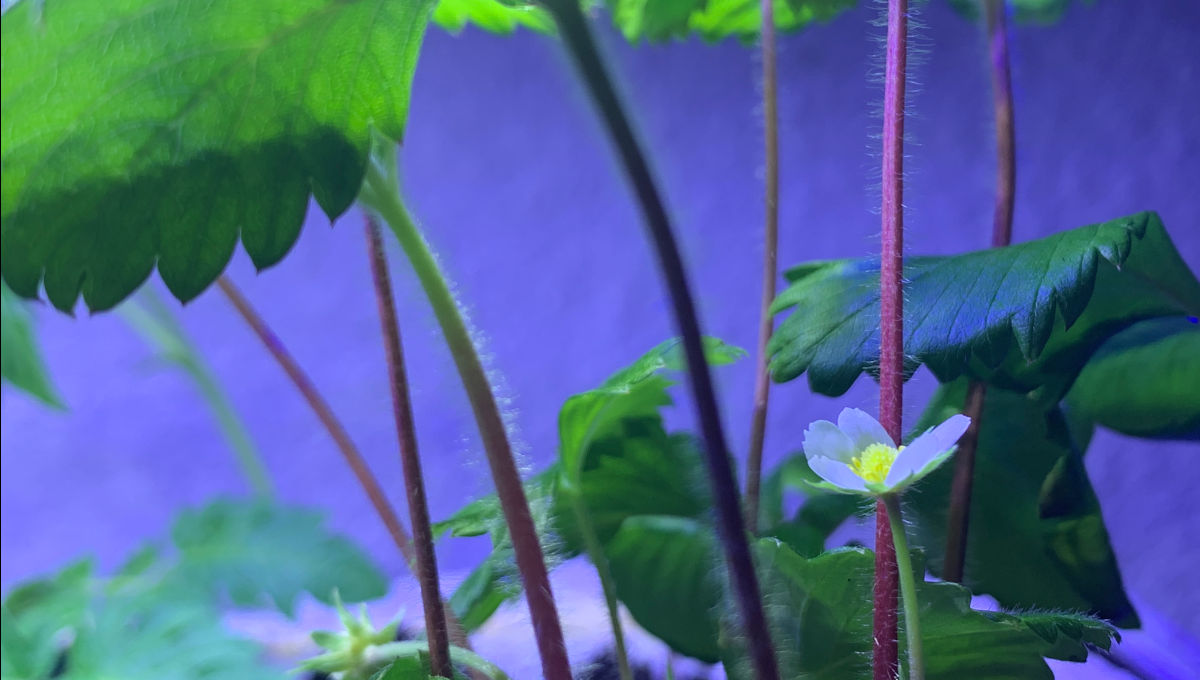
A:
[432,0,554,34]
[605,515,723,662]
[906,379,1137,627]
[1064,316,1200,440]
[1,561,91,677]
[724,542,1117,679]
[608,0,856,43]
[769,212,1200,399]
[758,453,866,556]
[1,282,63,408]
[1,0,434,311]
[172,499,387,616]
[948,0,1097,24]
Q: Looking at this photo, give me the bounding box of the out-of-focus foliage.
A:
[0,282,62,408]
[609,0,855,43]
[1065,316,1200,440]
[948,0,1097,24]
[1,0,434,312]
[432,0,555,34]
[907,379,1137,627]
[769,212,1200,399]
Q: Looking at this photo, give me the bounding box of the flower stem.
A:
[883,494,925,680]
[943,0,1016,585]
[538,2,780,679]
[214,275,473,652]
[364,217,453,678]
[744,0,781,534]
[876,0,909,677]
[359,143,571,680]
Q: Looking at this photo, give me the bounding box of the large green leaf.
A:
[1064,316,1200,440]
[723,541,1116,679]
[607,0,855,43]
[906,379,1137,626]
[769,212,1200,398]
[171,499,387,616]
[1,0,433,311]
[1,281,63,408]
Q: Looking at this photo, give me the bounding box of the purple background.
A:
[3,0,1198,662]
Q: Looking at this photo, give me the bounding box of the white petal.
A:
[807,456,870,493]
[837,407,895,450]
[884,414,971,487]
[803,420,858,463]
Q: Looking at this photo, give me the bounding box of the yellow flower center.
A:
[850,443,901,484]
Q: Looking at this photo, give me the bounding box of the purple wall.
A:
[3,0,1198,643]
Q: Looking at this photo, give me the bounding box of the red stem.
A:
[744,0,780,533]
[875,0,907,677]
[364,218,453,677]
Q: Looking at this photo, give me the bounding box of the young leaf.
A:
[171,499,387,615]
[906,379,1137,626]
[1,0,434,311]
[1,282,64,408]
[608,0,856,43]
[769,212,1200,398]
[1064,316,1200,440]
[432,0,554,34]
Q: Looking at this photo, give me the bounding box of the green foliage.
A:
[1,558,285,680]
[769,212,1200,398]
[432,0,554,34]
[1065,316,1200,440]
[0,283,63,408]
[724,541,1117,679]
[948,0,1098,24]
[172,499,387,615]
[607,0,856,43]
[1,0,434,312]
[906,379,1137,627]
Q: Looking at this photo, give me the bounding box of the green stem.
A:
[569,494,633,680]
[883,493,924,680]
[120,294,274,498]
[359,140,571,680]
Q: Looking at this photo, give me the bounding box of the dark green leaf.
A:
[605,515,723,662]
[1,282,63,408]
[906,379,1137,626]
[608,0,856,43]
[769,212,1200,398]
[1064,316,1200,440]
[171,499,387,615]
[2,0,434,311]
[431,0,553,34]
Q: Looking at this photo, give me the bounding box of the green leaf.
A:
[1,0,434,311]
[906,379,1137,627]
[607,0,856,43]
[724,541,1116,679]
[769,212,1200,398]
[1064,316,1200,440]
[1,561,92,678]
[1,282,63,408]
[948,0,1098,24]
[605,515,723,662]
[431,0,554,34]
[171,499,387,615]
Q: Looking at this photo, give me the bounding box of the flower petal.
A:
[802,420,858,463]
[807,456,870,494]
[884,414,972,488]
[837,407,895,450]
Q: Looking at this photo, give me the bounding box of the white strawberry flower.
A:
[802,407,971,496]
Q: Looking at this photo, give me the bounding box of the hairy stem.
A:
[364,217,452,678]
[876,0,908,677]
[570,497,633,680]
[539,2,780,678]
[883,494,925,680]
[359,143,571,680]
[944,0,1016,585]
[744,0,781,533]
[215,276,472,651]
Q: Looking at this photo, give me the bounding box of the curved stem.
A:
[214,276,473,652]
[944,0,1016,585]
[876,0,909,677]
[569,496,633,680]
[744,0,781,534]
[364,217,453,678]
[359,144,571,680]
[539,2,780,679]
[883,494,925,680]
